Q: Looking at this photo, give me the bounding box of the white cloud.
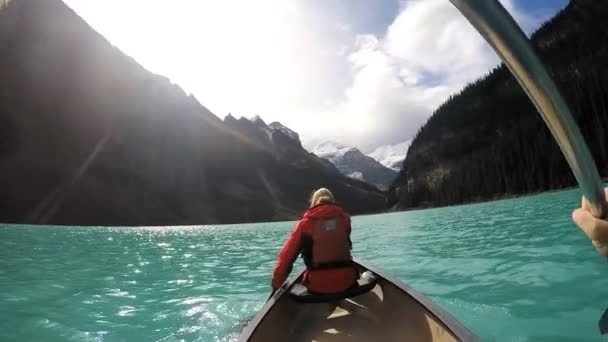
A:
[296,0,543,152]
[62,0,351,120]
[62,0,558,154]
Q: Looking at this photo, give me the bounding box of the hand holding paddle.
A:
[572,187,608,334]
[572,188,608,256]
[448,0,608,334]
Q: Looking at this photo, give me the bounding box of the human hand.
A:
[572,188,608,256]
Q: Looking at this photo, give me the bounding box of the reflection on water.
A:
[1,188,608,341]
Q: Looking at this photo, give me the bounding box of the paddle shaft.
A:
[448,0,607,219]
[266,289,276,302]
[449,0,608,334]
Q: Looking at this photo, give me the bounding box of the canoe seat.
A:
[288,271,378,303]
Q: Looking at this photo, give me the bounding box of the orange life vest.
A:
[271,203,356,293]
[304,216,352,270]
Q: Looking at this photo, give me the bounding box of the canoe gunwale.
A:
[355,259,479,342]
[237,274,294,341]
[238,259,479,342]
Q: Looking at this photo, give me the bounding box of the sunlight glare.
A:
[63,0,312,118]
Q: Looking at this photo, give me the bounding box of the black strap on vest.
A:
[309,260,354,270]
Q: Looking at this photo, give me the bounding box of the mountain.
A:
[389,0,608,209]
[313,141,398,190]
[368,140,411,171]
[0,0,385,225]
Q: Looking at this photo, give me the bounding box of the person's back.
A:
[271,188,358,294]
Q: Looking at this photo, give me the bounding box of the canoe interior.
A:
[244,262,472,342]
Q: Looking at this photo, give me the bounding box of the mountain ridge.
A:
[368,140,411,171]
[0,0,386,225]
[313,141,398,190]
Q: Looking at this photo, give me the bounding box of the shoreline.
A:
[3,184,599,228]
[386,184,584,215]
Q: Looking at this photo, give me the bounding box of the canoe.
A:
[239,259,479,341]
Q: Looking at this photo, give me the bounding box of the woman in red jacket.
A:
[271,188,358,294]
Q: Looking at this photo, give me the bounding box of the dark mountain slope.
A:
[389,0,608,209]
[221,115,385,216]
[0,0,384,225]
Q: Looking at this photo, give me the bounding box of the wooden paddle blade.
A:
[599,306,608,334]
[266,289,277,302]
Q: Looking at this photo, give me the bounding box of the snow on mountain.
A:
[313,141,353,160]
[313,141,397,190]
[368,140,411,171]
[224,116,401,190]
[347,171,365,181]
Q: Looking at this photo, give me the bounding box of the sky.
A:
[62,0,568,153]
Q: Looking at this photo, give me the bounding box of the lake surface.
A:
[2,188,608,341]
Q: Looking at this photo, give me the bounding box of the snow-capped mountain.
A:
[368,140,411,171]
[313,141,397,190]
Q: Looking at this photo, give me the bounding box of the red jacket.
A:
[271,204,357,294]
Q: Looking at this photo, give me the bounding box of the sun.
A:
[62,0,306,119]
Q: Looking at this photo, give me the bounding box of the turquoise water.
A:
[2,188,608,341]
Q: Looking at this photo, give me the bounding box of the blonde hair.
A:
[309,188,335,208]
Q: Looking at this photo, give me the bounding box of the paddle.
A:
[266,288,277,302]
[449,0,608,335]
[600,308,608,335]
[236,288,279,331]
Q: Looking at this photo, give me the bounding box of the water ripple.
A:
[1,189,607,341]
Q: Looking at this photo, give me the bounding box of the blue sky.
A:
[515,0,567,16]
[317,0,567,36]
[64,0,569,153]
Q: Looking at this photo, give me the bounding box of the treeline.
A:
[389,0,608,208]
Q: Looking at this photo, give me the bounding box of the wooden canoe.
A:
[239,259,479,341]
